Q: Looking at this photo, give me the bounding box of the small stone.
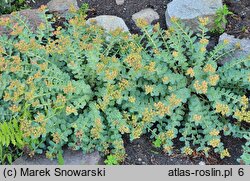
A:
[13,150,102,165]
[165,0,223,31]
[47,0,79,14]
[138,158,142,162]
[86,15,129,32]
[132,8,159,26]
[199,161,206,165]
[0,9,44,35]
[219,33,250,64]
[116,0,125,5]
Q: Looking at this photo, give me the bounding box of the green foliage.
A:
[238,134,250,165]
[212,5,233,34]
[0,120,24,164]
[57,151,64,165]
[0,8,249,165]
[0,0,28,15]
[104,155,118,165]
[77,3,89,16]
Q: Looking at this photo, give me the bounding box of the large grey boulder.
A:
[0,9,44,35]
[13,150,102,165]
[86,15,129,32]
[47,0,79,15]
[219,33,250,64]
[116,0,125,5]
[132,8,160,26]
[165,0,223,30]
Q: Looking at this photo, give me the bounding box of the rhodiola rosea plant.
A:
[0,6,249,164]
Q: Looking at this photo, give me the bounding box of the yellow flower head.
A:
[186,68,195,77]
[203,64,216,73]
[169,94,182,107]
[172,51,179,58]
[198,17,209,26]
[194,80,208,94]
[223,39,230,45]
[209,129,220,136]
[183,147,193,155]
[136,18,149,28]
[193,114,202,121]
[209,139,220,148]
[145,85,154,94]
[241,95,248,106]
[154,101,170,116]
[215,103,230,116]
[125,53,142,70]
[128,96,136,103]
[209,74,220,86]
[200,38,209,45]
[166,130,175,139]
[220,149,230,159]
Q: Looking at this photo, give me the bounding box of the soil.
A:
[122,134,245,165]
[26,0,249,165]
[28,0,250,38]
[224,0,250,38]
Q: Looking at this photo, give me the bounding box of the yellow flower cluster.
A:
[119,79,129,90]
[145,62,156,72]
[90,118,103,139]
[172,51,179,58]
[142,108,155,123]
[9,104,21,113]
[198,17,210,26]
[183,147,193,155]
[203,64,216,73]
[66,106,77,115]
[34,113,46,123]
[163,145,173,153]
[223,39,230,45]
[128,96,136,103]
[186,68,195,77]
[105,69,118,80]
[215,103,230,116]
[241,95,249,106]
[63,82,75,94]
[166,130,175,139]
[169,94,182,107]
[193,114,202,121]
[209,74,220,86]
[125,53,142,70]
[162,76,169,83]
[194,80,208,94]
[220,149,230,159]
[55,94,67,105]
[135,18,149,29]
[145,85,154,94]
[154,101,170,117]
[209,129,220,136]
[132,125,143,139]
[52,132,61,144]
[209,139,220,148]
[234,108,250,123]
[200,38,209,45]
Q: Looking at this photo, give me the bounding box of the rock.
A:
[165,0,223,30]
[47,0,79,15]
[116,0,125,5]
[132,8,160,26]
[219,33,250,64]
[199,161,206,165]
[86,15,129,32]
[0,9,44,35]
[13,150,102,165]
